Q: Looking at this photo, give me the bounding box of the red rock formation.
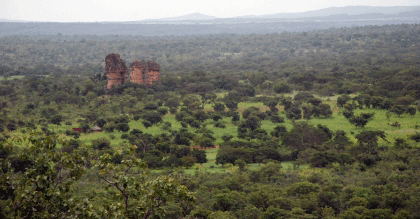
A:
[129,60,145,84]
[105,53,128,89]
[144,61,161,85]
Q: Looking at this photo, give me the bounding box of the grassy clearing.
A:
[8,97,420,150]
[154,148,310,175]
[6,95,420,174]
[0,76,25,80]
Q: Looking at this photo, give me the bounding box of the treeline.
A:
[1,24,420,99]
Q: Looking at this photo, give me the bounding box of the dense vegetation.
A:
[1,23,420,218]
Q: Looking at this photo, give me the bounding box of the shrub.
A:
[410,132,420,142]
[214,122,226,128]
[270,115,285,123]
[232,113,240,122]
[91,138,111,150]
[287,182,320,196]
[294,92,314,102]
[116,123,130,132]
[103,123,115,132]
[157,107,168,116]
[200,138,215,148]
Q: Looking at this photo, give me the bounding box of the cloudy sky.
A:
[1,0,419,22]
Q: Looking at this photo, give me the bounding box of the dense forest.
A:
[1,23,420,218]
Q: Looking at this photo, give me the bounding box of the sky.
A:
[1,0,420,22]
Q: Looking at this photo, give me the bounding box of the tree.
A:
[166,97,180,109]
[316,103,333,118]
[182,94,202,111]
[0,132,86,218]
[235,159,247,171]
[50,115,63,125]
[142,111,163,125]
[181,156,197,168]
[407,106,417,117]
[273,82,292,94]
[410,132,420,142]
[286,107,302,120]
[282,122,328,152]
[390,105,406,117]
[271,125,287,138]
[238,116,261,138]
[355,130,386,152]
[213,102,226,113]
[294,91,314,101]
[337,95,351,107]
[191,149,207,163]
[342,109,354,119]
[199,138,215,148]
[225,101,238,111]
[116,122,130,132]
[92,137,111,150]
[270,115,285,123]
[416,90,420,107]
[94,147,195,218]
[348,113,374,128]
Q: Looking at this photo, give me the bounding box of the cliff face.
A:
[129,60,145,84]
[144,61,161,85]
[105,53,128,89]
[105,54,161,90]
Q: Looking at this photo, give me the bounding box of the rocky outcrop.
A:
[129,60,145,84]
[144,61,161,85]
[105,54,161,90]
[105,53,128,89]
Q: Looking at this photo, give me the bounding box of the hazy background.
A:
[1,0,420,22]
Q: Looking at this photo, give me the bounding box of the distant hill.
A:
[0,18,27,22]
[148,13,218,21]
[258,6,420,19]
[1,6,420,36]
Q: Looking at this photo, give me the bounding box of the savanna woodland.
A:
[1,24,420,219]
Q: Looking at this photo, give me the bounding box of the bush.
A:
[199,138,215,148]
[6,123,16,131]
[273,82,292,94]
[410,132,420,142]
[212,114,222,122]
[103,123,115,132]
[232,113,240,122]
[116,123,130,132]
[270,115,285,123]
[157,107,168,116]
[91,138,111,150]
[294,92,314,102]
[121,134,129,139]
[287,182,320,196]
[142,111,163,125]
[214,122,226,128]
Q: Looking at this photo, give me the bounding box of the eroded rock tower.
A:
[105,53,128,89]
[106,54,161,89]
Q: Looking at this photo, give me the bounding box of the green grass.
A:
[155,148,310,175]
[45,98,420,149]
[0,76,25,80]
[7,96,420,174]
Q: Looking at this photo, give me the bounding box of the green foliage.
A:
[348,112,375,128]
[0,132,85,218]
[287,182,320,196]
[92,137,111,150]
[273,82,292,94]
[94,147,195,218]
[410,132,420,142]
[282,122,329,152]
[213,102,226,113]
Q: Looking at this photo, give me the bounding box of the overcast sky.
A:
[1,0,420,22]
